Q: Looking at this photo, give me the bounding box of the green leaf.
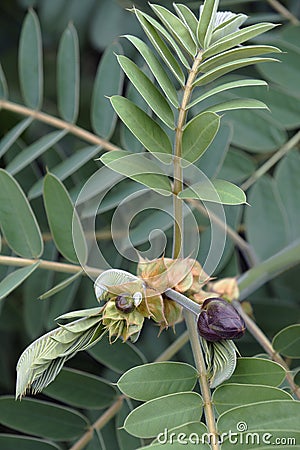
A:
[218,400,300,434]
[0,396,89,441]
[0,63,8,99]
[18,9,43,109]
[91,42,124,139]
[23,242,56,339]
[199,45,280,73]
[179,179,246,205]
[218,148,256,184]
[43,172,87,264]
[117,55,174,129]
[6,130,67,175]
[213,383,292,414]
[0,170,43,258]
[188,79,267,109]
[100,151,172,195]
[258,37,300,98]
[225,357,286,386]
[109,97,172,161]
[225,107,287,153]
[124,392,203,438]
[120,64,151,153]
[124,35,178,107]
[272,324,300,358]
[28,145,101,199]
[207,98,268,113]
[0,263,40,301]
[116,402,144,450]
[211,13,247,43]
[46,276,81,328]
[0,118,33,159]
[134,9,185,85]
[82,179,144,218]
[197,122,232,179]
[88,337,147,373]
[150,4,197,55]
[117,362,198,401]
[0,435,60,450]
[249,83,300,130]
[245,176,289,261]
[194,57,278,86]
[173,4,198,42]
[43,368,117,409]
[39,271,83,300]
[275,152,300,241]
[56,306,102,321]
[203,22,277,59]
[137,10,189,69]
[57,23,79,123]
[182,111,220,164]
[197,0,219,49]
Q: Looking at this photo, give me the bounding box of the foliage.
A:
[0,0,300,449]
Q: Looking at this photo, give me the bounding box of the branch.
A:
[236,241,300,399]
[233,300,300,400]
[172,49,220,449]
[238,239,300,300]
[155,330,189,362]
[0,99,122,152]
[242,130,300,191]
[189,199,257,267]
[266,0,299,25]
[69,396,125,450]
[184,310,219,447]
[0,254,102,277]
[172,51,203,258]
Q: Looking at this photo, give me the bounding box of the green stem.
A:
[172,50,219,450]
[172,51,203,258]
[238,239,300,300]
[165,289,200,315]
[241,130,300,191]
[184,311,219,447]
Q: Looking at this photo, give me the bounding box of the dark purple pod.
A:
[115,294,135,314]
[197,298,246,342]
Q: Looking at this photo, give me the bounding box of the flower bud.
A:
[197,298,245,342]
[115,294,135,314]
[210,277,239,301]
